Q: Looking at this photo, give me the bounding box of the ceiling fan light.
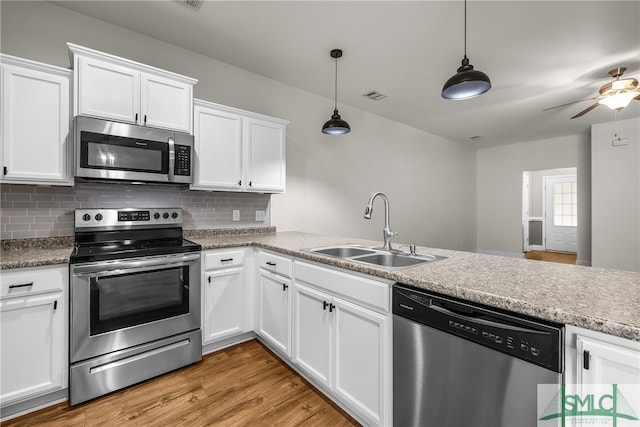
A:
[322,109,351,134]
[598,92,637,110]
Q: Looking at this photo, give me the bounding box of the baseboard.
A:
[577,259,592,267]
[0,389,68,422]
[202,332,256,355]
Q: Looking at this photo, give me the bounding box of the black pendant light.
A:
[322,49,351,134]
[441,0,491,100]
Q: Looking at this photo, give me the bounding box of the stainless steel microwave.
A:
[74,116,193,185]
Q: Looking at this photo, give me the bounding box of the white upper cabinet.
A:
[0,54,72,186]
[191,99,288,193]
[245,117,286,193]
[69,43,197,134]
[192,101,243,190]
[76,56,140,125]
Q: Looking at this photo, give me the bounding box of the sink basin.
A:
[355,253,437,268]
[311,246,376,258]
[305,244,445,269]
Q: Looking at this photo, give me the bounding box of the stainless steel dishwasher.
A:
[393,284,563,427]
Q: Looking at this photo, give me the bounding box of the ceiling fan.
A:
[544,67,640,119]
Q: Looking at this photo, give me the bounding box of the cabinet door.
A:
[333,297,388,426]
[244,117,286,193]
[293,283,332,387]
[0,291,65,405]
[258,271,291,356]
[577,335,640,386]
[192,104,243,190]
[203,267,246,344]
[1,63,71,185]
[141,73,192,133]
[77,56,140,124]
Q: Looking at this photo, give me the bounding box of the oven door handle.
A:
[72,253,200,277]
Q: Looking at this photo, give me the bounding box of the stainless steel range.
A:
[69,208,202,405]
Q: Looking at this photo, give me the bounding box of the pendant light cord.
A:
[463,0,467,58]
[334,56,338,110]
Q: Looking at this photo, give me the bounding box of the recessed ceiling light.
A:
[363,91,388,101]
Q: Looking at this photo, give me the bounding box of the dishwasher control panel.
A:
[393,285,563,372]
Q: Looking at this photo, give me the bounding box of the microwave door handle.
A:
[168,136,175,182]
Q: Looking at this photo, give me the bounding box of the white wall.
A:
[477,134,591,264]
[0,1,478,251]
[591,117,640,272]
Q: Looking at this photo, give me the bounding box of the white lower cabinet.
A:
[566,325,640,387]
[293,261,392,427]
[293,283,332,385]
[0,265,68,407]
[564,325,640,427]
[202,249,251,345]
[257,257,293,357]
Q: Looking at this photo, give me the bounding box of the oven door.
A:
[70,252,201,363]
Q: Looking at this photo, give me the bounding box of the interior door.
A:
[545,175,577,253]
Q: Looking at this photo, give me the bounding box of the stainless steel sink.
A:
[311,246,376,258]
[305,244,445,269]
[355,252,437,268]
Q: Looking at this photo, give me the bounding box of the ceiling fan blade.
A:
[570,102,600,119]
[543,96,599,111]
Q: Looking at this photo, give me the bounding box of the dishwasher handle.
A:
[428,300,549,335]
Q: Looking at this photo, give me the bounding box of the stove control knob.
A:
[95,213,103,221]
[171,212,178,219]
[154,212,160,220]
[163,212,169,219]
[82,213,91,222]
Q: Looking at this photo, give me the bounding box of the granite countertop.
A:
[2,230,639,342]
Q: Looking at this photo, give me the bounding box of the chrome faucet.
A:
[364,191,397,251]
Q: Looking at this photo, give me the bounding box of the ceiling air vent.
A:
[363,91,388,101]
[175,0,204,11]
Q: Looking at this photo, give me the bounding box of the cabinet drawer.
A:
[294,261,391,313]
[203,250,245,270]
[258,251,292,278]
[1,265,67,299]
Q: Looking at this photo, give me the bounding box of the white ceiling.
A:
[53,0,640,147]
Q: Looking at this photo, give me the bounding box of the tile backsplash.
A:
[0,183,270,239]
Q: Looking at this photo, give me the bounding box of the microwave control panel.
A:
[174,145,191,176]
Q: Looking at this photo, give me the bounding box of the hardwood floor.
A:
[524,250,577,265]
[3,340,360,427]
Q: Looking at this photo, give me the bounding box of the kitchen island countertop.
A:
[2,230,638,342]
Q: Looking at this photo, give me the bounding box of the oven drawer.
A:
[70,329,202,405]
[258,250,292,278]
[203,249,245,270]
[1,265,67,299]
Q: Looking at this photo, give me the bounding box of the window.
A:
[553,180,577,227]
